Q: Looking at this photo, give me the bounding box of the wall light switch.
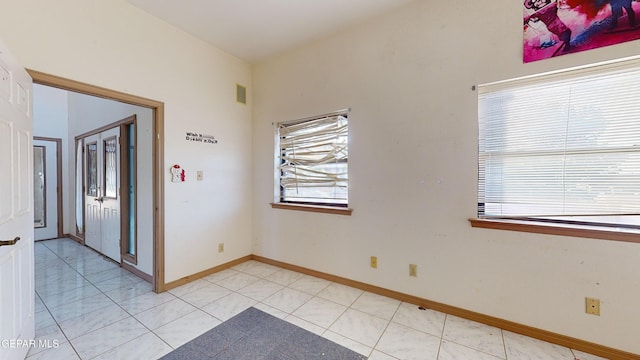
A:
[197,170,204,181]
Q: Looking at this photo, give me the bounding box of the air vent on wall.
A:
[236,84,246,105]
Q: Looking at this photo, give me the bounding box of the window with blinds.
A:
[478,59,640,228]
[277,110,349,207]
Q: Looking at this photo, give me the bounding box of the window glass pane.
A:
[104,137,117,198]
[278,112,348,206]
[33,146,45,228]
[478,60,640,226]
[76,140,83,235]
[86,143,97,197]
[127,124,136,256]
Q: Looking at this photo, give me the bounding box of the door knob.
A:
[94,197,104,203]
[0,237,20,246]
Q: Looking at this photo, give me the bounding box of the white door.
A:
[0,40,35,360]
[84,134,101,253]
[33,139,59,241]
[84,127,121,262]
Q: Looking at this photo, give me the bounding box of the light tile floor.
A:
[29,238,608,360]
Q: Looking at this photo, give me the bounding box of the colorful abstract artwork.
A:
[523,0,640,63]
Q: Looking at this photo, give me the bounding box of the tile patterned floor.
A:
[29,238,608,360]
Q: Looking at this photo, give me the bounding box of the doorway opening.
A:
[74,114,144,274]
[33,136,63,241]
[29,70,166,292]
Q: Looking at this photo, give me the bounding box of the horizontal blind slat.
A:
[278,112,349,205]
[478,59,640,224]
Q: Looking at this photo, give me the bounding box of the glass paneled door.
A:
[84,127,121,262]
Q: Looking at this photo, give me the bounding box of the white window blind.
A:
[478,60,640,227]
[278,111,348,206]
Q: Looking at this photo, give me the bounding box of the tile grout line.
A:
[435,313,449,360]
[263,268,405,358]
[502,327,508,360]
[30,287,80,359]
[439,316,511,360]
[33,241,92,360]
[36,238,164,359]
[317,296,353,340]
[366,299,401,358]
[239,264,377,357]
[44,244,399,359]
[37,243,596,360]
[233,263,375,355]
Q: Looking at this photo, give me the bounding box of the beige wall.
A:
[252,0,640,354]
[5,0,640,354]
[0,0,254,282]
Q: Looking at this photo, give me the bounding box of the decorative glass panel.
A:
[127,124,136,256]
[86,143,97,197]
[104,137,117,198]
[76,140,83,235]
[33,146,45,228]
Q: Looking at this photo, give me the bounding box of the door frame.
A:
[28,69,166,293]
[33,136,63,240]
[76,116,136,265]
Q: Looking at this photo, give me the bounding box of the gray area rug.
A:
[160,307,367,359]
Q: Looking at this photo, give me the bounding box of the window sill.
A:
[469,218,640,243]
[270,203,353,216]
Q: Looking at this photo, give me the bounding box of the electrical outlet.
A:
[409,264,417,277]
[218,243,224,253]
[585,297,600,316]
[370,256,378,269]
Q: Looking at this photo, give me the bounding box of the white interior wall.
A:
[67,92,154,276]
[32,85,69,138]
[7,0,640,354]
[0,0,253,282]
[32,85,70,235]
[252,0,640,354]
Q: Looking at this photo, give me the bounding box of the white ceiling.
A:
[126,0,414,63]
